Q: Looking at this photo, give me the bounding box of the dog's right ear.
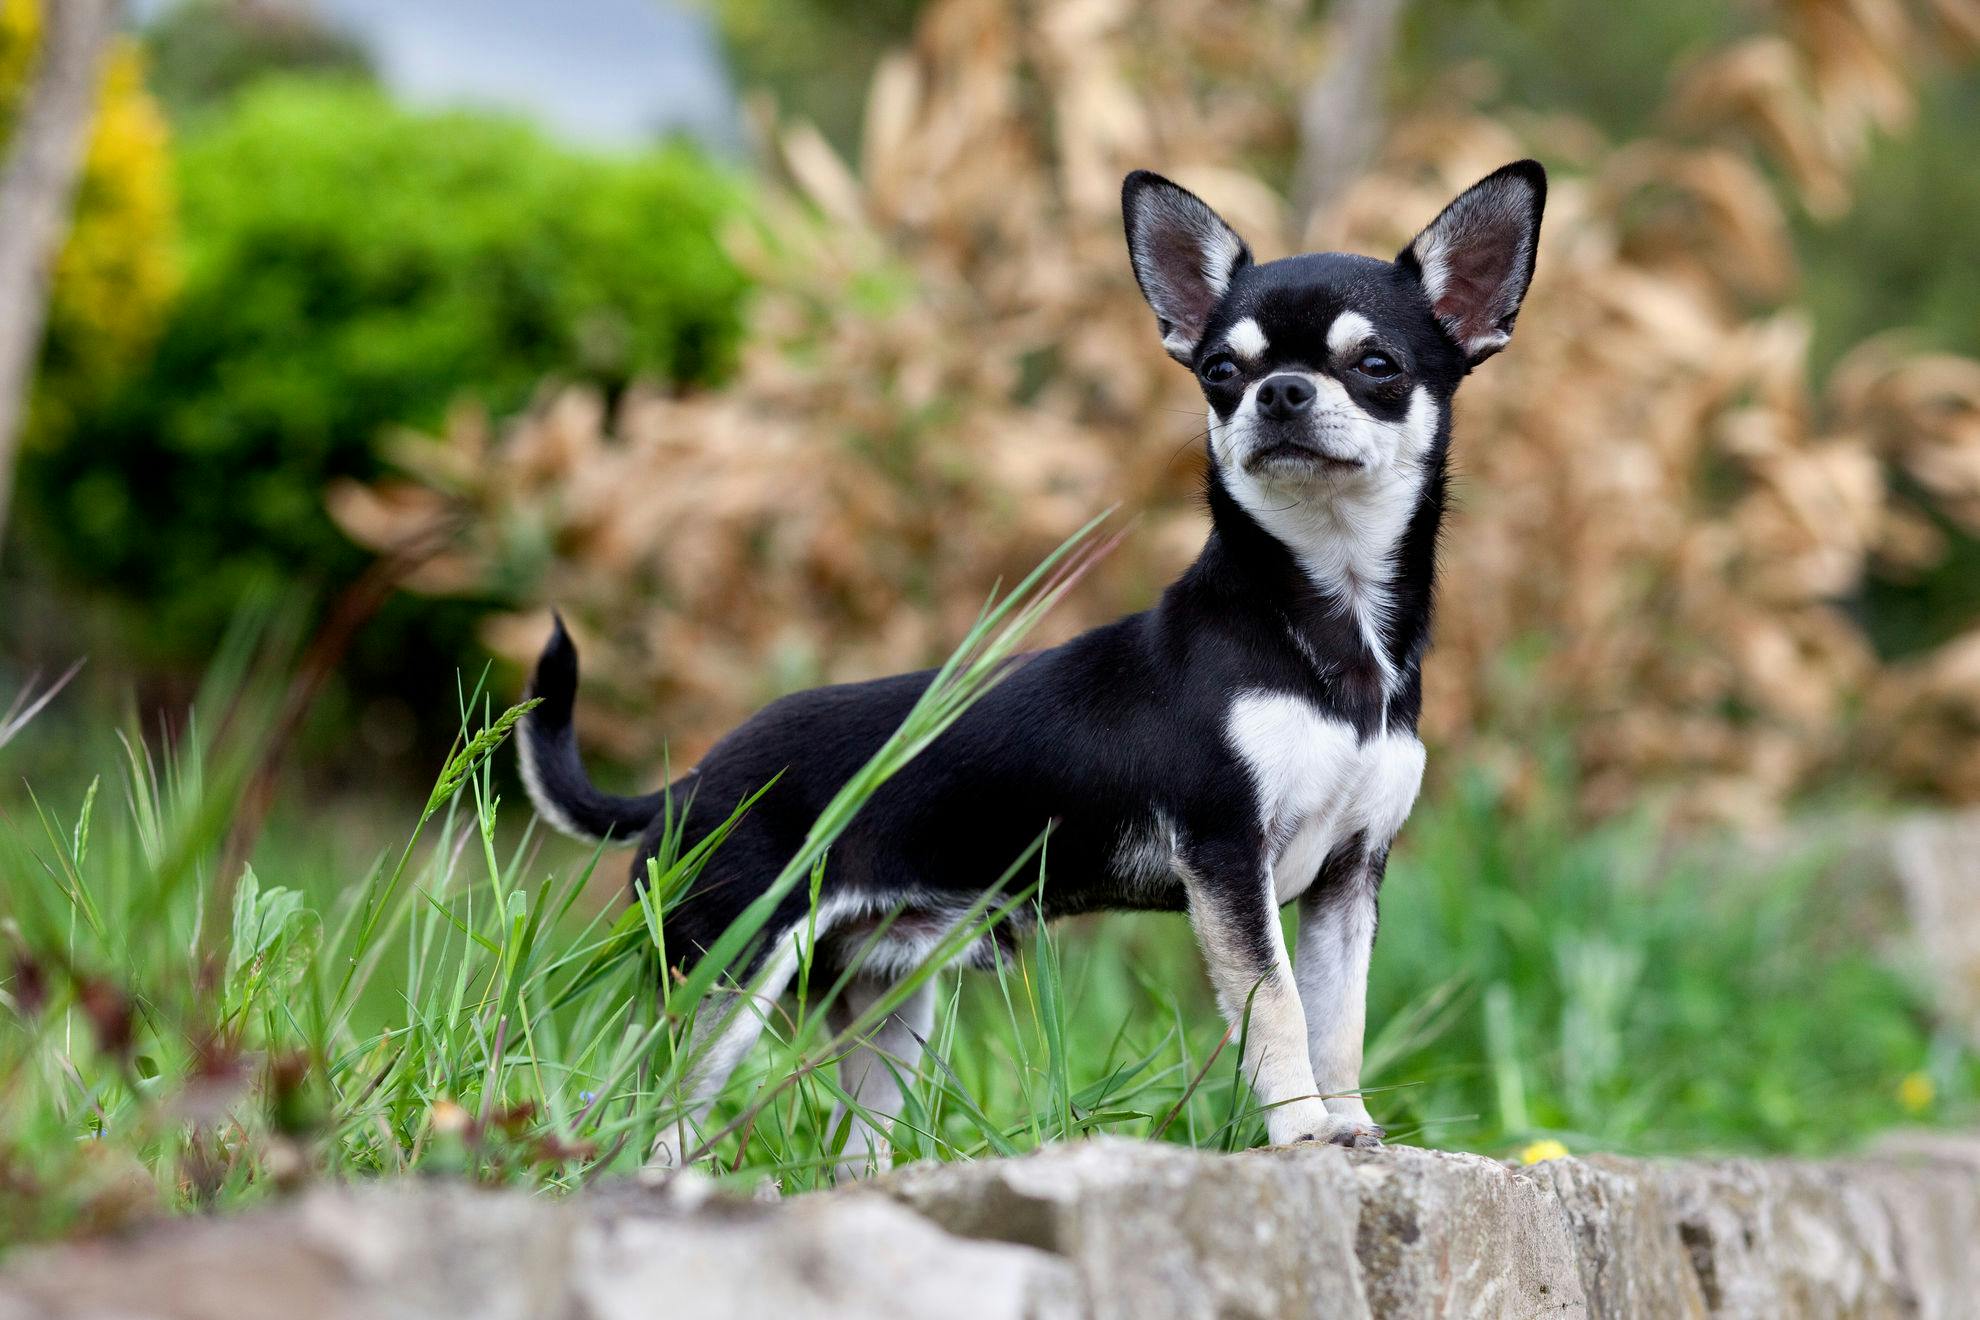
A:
[1123,171,1252,365]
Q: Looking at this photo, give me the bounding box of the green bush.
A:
[19,77,748,668]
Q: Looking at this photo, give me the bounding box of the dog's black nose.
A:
[1256,374,1316,419]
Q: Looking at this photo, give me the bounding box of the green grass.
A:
[3,565,1975,1242]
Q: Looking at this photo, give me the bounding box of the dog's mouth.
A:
[1242,438,1364,474]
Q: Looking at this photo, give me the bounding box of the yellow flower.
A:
[1518,1138,1571,1165]
[429,1099,471,1135]
[50,39,180,370]
[1898,1072,1935,1114]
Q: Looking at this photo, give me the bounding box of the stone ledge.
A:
[0,1180,1079,1320]
[878,1134,1980,1318]
[3,1134,1977,1319]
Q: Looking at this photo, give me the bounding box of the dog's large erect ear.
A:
[1400,159,1547,368]
[1123,171,1253,364]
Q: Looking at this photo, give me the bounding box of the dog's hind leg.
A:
[823,973,934,1181]
[647,931,806,1171]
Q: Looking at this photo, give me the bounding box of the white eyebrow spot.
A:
[1224,317,1268,360]
[1327,311,1376,357]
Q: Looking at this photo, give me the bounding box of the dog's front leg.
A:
[1180,849,1331,1147]
[1294,853,1386,1148]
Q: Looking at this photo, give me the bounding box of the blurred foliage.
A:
[1798,69,1980,372]
[1785,66,1980,664]
[704,0,1753,156]
[0,0,38,128]
[706,0,926,147]
[1367,767,1964,1155]
[141,0,375,118]
[1787,45,1980,673]
[17,78,750,676]
[697,0,1980,686]
[32,43,182,437]
[1,4,180,435]
[1402,0,1750,141]
[707,0,1973,366]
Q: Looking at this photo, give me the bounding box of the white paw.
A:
[1271,1101,1385,1150]
[1313,1111,1386,1149]
[830,1130,893,1183]
[1265,1098,1337,1149]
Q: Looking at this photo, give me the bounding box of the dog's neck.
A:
[1170,453,1447,708]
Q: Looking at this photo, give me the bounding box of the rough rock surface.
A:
[0,1177,1079,1320]
[879,1134,1980,1318]
[4,1134,1978,1319]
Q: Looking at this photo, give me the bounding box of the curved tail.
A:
[517,615,664,842]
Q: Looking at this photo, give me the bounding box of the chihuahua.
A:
[520,160,1546,1174]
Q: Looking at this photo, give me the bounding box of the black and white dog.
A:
[520,160,1546,1173]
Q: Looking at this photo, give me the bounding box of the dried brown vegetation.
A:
[333,0,1980,823]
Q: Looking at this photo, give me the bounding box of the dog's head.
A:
[1123,162,1545,505]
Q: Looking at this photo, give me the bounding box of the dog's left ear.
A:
[1123,171,1253,364]
[1400,160,1547,368]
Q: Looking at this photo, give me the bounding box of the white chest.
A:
[1224,691,1426,904]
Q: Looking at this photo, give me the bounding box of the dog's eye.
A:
[1354,352,1399,380]
[1200,355,1240,384]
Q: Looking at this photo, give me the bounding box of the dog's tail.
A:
[517,614,664,843]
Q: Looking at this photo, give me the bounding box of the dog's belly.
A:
[1224,691,1425,905]
[821,894,1033,981]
